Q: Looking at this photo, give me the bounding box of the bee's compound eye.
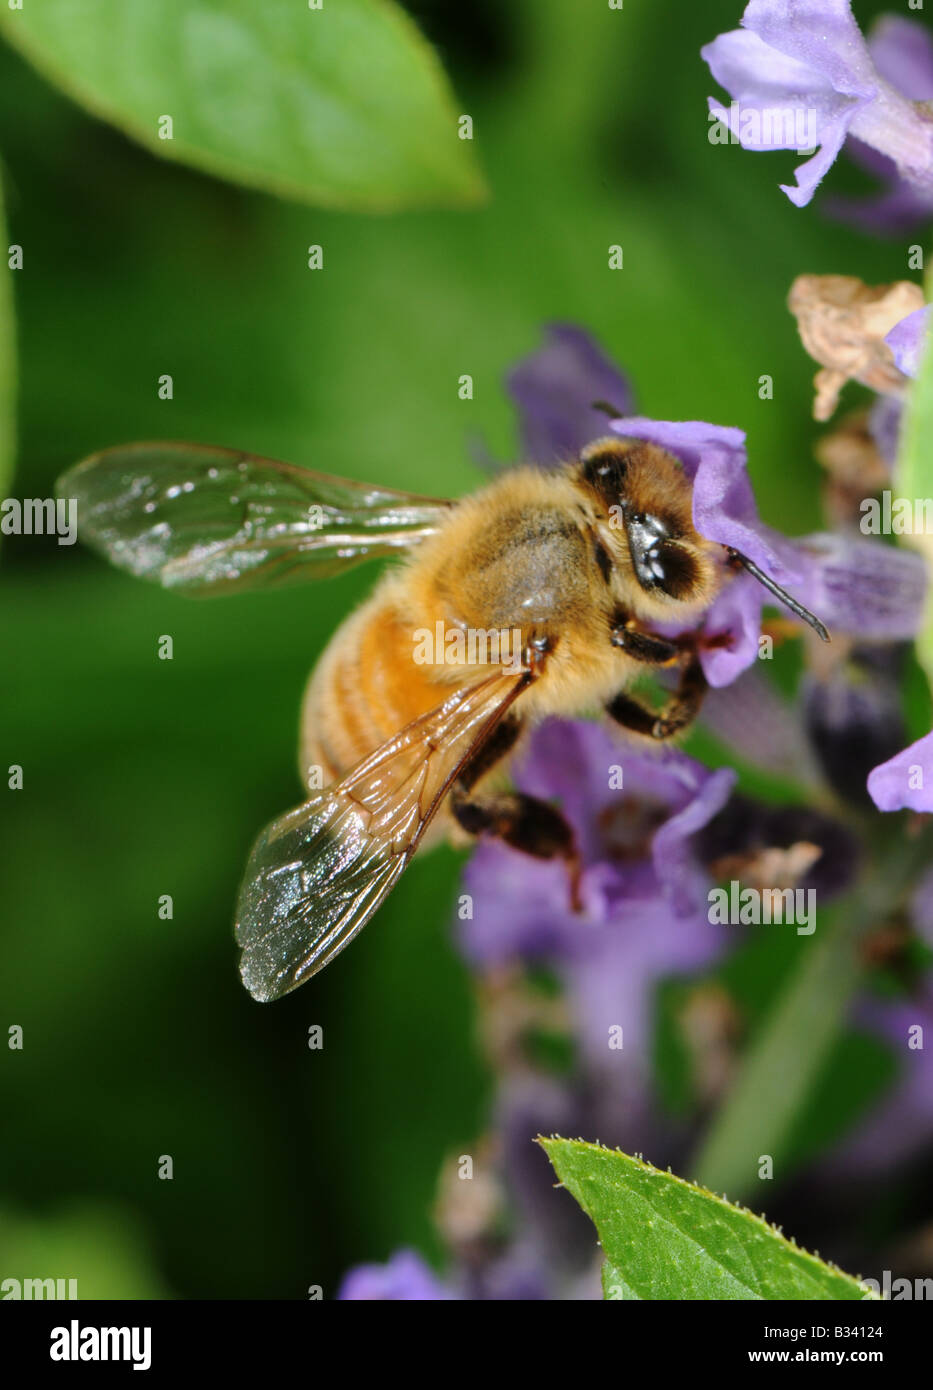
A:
[646,540,698,599]
[627,512,698,598]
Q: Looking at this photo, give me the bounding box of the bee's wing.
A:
[57,441,453,595]
[235,667,531,1001]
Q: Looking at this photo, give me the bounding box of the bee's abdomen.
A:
[298,586,447,792]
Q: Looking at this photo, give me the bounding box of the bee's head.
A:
[574,435,830,641]
[575,437,720,620]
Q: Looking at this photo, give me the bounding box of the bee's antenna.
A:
[726,547,830,643]
[590,399,628,420]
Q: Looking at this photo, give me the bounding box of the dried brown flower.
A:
[788,274,924,421]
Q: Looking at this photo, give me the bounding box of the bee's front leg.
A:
[608,610,706,667]
[609,622,681,665]
[606,652,708,740]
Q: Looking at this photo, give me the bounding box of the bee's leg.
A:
[450,784,577,861]
[606,653,707,740]
[609,623,681,665]
[450,716,581,896]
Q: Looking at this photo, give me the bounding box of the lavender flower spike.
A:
[458,720,735,1080]
[703,1,933,208]
[867,729,933,813]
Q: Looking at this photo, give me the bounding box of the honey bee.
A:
[58,437,828,1001]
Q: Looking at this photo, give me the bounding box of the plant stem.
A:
[692,826,933,1199]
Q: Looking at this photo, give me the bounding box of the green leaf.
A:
[601,1260,641,1301]
[0,0,485,210]
[894,254,933,688]
[540,1138,871,1301]
[0,170,15,497]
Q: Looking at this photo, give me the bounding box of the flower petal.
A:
[885,304,931,379]
[652,765,736,914]
[867,728,933,812]
[703,28,834,107]
[698,529,927,686]
[513,717,722,865]
[458,839,574,966]
[792,531,928,638]
[824,139,933,236]
[778,114,856,207]
[702,2,876,207]
[608,416,795,577]
[742,0,876,92]
[507,324,634,465]
[697,573,768,687]
[868,15,933,101]
[699,3,933,206]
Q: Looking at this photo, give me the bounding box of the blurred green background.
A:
[0,0,916,1298]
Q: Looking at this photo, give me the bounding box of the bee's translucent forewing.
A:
[235,668,530,1001]
[57,442,453,594]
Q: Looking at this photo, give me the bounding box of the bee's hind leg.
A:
[606,652,707,740]
[450,715,582,901]
[449,784,577,862]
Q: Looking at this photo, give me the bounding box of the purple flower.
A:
[458,719,735,1075]
[337,1249,454,1300]
[507,324,634,465]
[869,13,933,103]
[609,417,928,685]
[789,532,927,640]
[702,2,933,208]
[826,141,933,234]
[885,304,931,379]
[827,17,933,232]
[867,728,933,812]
